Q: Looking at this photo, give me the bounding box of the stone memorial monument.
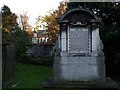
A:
[54,8,105,82]
[44,8,117,89]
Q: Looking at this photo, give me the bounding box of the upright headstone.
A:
[54,8,105,82]
[2,44,15,87]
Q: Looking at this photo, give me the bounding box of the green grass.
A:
[6,62,53,88]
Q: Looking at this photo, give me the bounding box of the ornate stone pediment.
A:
[59,8,99,25]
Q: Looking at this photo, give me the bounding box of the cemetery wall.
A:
[26,44,55,57]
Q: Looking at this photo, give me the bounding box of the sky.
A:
[0,0,64,28]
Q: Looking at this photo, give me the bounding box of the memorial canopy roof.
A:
[59,8,99,25]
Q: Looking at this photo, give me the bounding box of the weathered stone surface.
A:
[54,56,105,82]
[69,27,89,54]
[2,44,15,87]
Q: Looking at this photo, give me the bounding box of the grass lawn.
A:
[6,62,53,88]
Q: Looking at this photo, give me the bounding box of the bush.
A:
[13,29,32,57]
[17,54,54,66]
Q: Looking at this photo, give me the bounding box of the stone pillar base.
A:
[53,56,105,82]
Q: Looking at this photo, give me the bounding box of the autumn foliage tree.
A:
[18,12,33,37]
[2,5,18,44]
[45,2,67,43]
[2,5,32,56]
[17,12,29,31]
[35,1,68,43]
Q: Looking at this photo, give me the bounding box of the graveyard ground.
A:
[3,61,120,89]
[3,61,53,88]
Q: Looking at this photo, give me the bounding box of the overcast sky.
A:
[0,0,64,28]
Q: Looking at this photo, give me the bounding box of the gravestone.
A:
[54,8,105,82]
[2,44,15,87]
[44,8,118,89]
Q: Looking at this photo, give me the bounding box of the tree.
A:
[34,16,47,31]
[2,5,32,56]
[47,1,68,43]
[27,25,33,37]
[68,2,120,26]
[17,12,33,36]
[13,28,32,57]
[2,5,18,44]
[35,1,68,43]
[18,12,29,31]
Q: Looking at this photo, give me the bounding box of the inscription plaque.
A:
[69,27,89,55]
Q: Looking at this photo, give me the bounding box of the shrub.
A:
[17,55,54,66]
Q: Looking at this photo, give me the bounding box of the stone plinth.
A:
[54,54,105,82]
